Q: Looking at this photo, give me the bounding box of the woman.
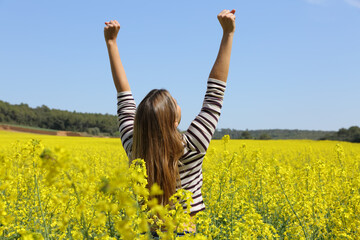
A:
[104,9,235,235]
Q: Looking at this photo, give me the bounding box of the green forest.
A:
[212,128,335,140]
[1,100,358,142]
[0,100,118,136]
[319,126,360,143]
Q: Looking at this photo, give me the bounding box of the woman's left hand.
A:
[217,9,236,34]
[104,20,120,43]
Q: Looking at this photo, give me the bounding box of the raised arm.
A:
[209,9,236,83]
[104,20,130,92]
[182,10,235,154]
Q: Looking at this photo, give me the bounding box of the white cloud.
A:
[344,0,360,8]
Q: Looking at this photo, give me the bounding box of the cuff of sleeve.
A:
[117,91,132,97]
[208,78,227,87]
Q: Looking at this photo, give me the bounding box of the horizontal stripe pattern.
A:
[117,91,136,159]
[117,78,226,214]
[179,78,226,213]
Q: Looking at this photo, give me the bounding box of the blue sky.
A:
[0,0,359,131]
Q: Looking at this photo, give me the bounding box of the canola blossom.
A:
[0,131,360,239]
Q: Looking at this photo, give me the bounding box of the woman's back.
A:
[117,78,226,213]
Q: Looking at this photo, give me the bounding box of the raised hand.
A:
[104,20,120,43]
[217,9,236,34]
[208,9,236,82]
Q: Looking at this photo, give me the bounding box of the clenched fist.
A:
[104,20,120,43]
[217,9,236,34]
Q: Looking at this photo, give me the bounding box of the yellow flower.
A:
[222,134,230,144]
[1,131,360,239]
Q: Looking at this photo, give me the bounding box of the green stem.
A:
[260,177,267,223]
[278,178,308,239]
[35,174,49,240]
[31,141,49,240]
[65,172,89,238]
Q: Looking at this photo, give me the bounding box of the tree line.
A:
[1,100,358,142]
[0,100,118,136]
[212,128,336,140]
[319,126,360,143]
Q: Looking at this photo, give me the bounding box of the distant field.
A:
[0,123,58,132]
[0,124,84,137]
[1,131,360,239]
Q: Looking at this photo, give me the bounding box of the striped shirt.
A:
[117,78,226,214]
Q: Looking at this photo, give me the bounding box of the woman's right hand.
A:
[217,9,236,34]
[104,20,120,44]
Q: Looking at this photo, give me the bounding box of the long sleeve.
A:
[183,78,226,154]
[117,91,136,157]
[178,78,226,214]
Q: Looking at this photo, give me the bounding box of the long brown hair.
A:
[132,89,184,205]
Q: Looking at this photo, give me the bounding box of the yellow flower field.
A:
[1,131,360,239]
